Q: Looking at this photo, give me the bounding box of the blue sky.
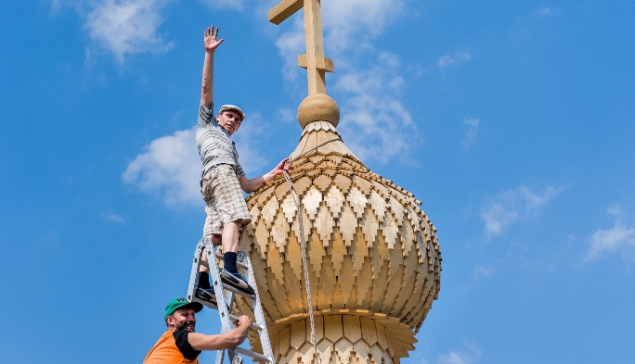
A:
[1,0,634,363]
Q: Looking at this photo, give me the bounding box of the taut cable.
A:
[279,137,342,364]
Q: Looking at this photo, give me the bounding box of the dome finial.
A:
[297,93,340,128]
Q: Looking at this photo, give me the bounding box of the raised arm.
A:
[239,158,291,194]
[187,315,252,351]
[200,25,225,109]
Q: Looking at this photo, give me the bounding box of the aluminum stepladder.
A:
[186,238,275,364]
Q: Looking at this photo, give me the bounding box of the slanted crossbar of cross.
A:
[268,0,334,95]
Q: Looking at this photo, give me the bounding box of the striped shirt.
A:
[196,103,245,178]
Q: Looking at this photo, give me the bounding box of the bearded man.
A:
[143,298,252,364]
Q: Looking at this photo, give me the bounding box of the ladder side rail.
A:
[207,242,240,363]
[207,243,233,334]
[245,254,275,362]
[213,244,227,364]
[215,283,237,364]
[214,343,225,364]
[186,239,206,303]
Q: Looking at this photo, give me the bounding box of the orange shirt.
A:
[144,330,199,364]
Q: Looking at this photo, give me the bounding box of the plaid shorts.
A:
[200,164,252,236]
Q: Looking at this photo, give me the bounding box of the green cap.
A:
[218,104,245,122]
[164,298,203,321]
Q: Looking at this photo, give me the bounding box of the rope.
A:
[283,170,318,364]
[280,137,341,364]
[290,137,342,162]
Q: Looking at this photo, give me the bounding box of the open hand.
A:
[203,25,224,52]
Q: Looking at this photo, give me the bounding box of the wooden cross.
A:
[268,0,334,95]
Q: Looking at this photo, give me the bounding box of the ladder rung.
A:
[228,313,265,331]
[193,281,255,305]
[191,296,218,311]
[235,347,272,363]
[218,281,257,300]
[190,284,255,309]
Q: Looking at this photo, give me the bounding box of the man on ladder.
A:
[194,25,291,302]
[143,298,252,364]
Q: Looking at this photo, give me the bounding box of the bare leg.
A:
[200,250,210,273]
[199,233,222,273]
[222,220,242,254]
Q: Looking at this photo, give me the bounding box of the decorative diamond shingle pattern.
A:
[234,121,442,363]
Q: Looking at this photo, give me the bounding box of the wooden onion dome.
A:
[233,93,442,363]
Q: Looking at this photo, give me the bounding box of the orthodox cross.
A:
[268,0,334,95]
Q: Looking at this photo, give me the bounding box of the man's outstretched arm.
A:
[239,159,291,194]
[201,25,224,109]
[187,315,252,351]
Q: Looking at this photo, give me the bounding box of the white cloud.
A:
[55,0,174,62]
[199,0,245,10]
[102,213,125,223]
[536,6,559,17]
[473,265,494,279]
[273,0,405,82]
[86,0,173,62]
[51,0,69,11]
[274,16,306,84]
[335,52,419,164]
[322,0,404,54]
[463,117,479,147]
[481,186,563,237]
[122,116,268,206]
[438,50,471,69]
[122,128,200,206]
[276,107,296,123]
[584,206,635,262]
[438,352,471,364]
[437,344,482,364]
[607,204,622,215]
